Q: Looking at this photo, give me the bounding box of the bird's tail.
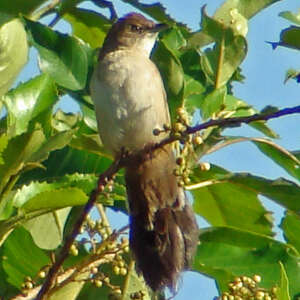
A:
[125,145,199,291]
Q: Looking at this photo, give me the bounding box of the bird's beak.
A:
[150,23,168,33]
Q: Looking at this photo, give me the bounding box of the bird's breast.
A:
[90,50,170,155]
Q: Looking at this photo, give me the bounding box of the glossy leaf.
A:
[70,133,110,158]
[2,226,50,288]
[23,208,71,250]
[284,69,300,84]
[200,86,227,119]
[190,166,272,235]
[121,0,187,27]
[191,183,272,236]
[276,262,291,300]
[25,18,88,90]
[200,89,277,138]
[269,26,300,50]
[188,0,281,48]
[0,134,8,164]
[228,174,300,212]
[0,19,28,98]
[193,227,300,298]
[153,37,184,119]
[191,163,300,232]
[49,279,85,300]
[280,211,300,254]
[21,146,112,183]
[64,8,111,48]
[120,263,152,300]
[279,10,300,26]
[3,74,57,136]
[215,0,281,21]
[253,140,300,181]
[0,1,48,24]
[29,129,76,163]
[0,129,45,194]
[200,10,247,88]
[21,187,88,212]
[77,282,110,300]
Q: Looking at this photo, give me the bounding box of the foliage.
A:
[0,1,300,299]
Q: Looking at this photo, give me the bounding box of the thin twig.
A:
[96,203,112,234]
[121,260,135,300]
[215,32,225,89]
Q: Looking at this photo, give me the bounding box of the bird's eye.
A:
[130,24,143,33]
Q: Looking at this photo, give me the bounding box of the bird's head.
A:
[100,13,167,58]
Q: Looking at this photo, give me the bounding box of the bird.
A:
[90,12,199,292]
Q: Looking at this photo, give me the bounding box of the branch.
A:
[36,104,300,299]
[155,105,300,150]
[12,225,129,300]
[36,159,124,300]
[187,105,300,135]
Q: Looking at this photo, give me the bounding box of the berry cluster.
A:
[217,275,278,300]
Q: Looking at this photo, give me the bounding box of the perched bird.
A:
[90,12,199,292]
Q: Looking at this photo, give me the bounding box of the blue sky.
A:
[17,1,300,299]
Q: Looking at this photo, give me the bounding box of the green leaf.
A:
[29,129,76,163]
[80,99,98,132]
[21,187,88,212]
[20,146,112,183]
[198,89,277,137]
[25,18,88,90]
[284,69,300,84]
[0,129,46,194]
[120,0,187,27]
[183,74,205,100]
[49,279,86,300]
[120,262,152,300]
[279,10,300,26]
[190,164,300,231]
[228,174,300,212]
[200,10,247,88]
[153,39,184,120]
[3,74,58,136]
[0,134,8,164]
[190,167,273,236]
[215,0,281,21]
[253,140,300,181]
[52,109,81,132]
[280,211,300,254]
[270,26,300,50]
[276,262,291,300]
[0,1,48,24]
[0,19,28,98]
[188,0,280,48]
[200,86,227,120]
[70,133,110,158]
[193,227,300,298]
[2,226,50,288]
[77,282,111,300]
[63,8,111,48]
[0,174,97,222]
[280,26,300,50]
[192,162,300,212]
[14,174,96,209]
[23,208,71,250]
